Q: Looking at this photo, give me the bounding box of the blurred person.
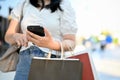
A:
[4,0,77,80]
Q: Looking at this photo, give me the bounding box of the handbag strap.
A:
[0,44,19,59]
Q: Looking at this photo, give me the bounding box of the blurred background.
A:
[0,0,120,80]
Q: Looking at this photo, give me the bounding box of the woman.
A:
[5,0,77,80]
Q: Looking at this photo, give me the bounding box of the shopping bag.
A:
[0,45,19,72]
[28,57,83,80]
[68,52,98,80]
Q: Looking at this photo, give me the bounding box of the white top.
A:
[10,0,77,54]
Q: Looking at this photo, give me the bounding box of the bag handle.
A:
[60,41,64,59]
[60,41,75,58]
[47,40,74,59]
[47,41,64,59]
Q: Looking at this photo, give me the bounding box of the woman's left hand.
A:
[26,28,59,49]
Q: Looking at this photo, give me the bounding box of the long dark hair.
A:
[30,0,63,12]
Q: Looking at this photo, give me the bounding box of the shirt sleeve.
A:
[10,0,26,22]
[60,0,78,35]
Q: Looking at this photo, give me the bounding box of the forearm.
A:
[5,33,16,45]
[4,19,20,45]
[49,39,76,51]
[49,34,76,51]
[5,33,22,45]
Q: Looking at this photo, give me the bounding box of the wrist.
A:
[49,40,61,51]
[12,33,22,44]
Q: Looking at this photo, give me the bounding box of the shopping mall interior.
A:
[0,0,120,80]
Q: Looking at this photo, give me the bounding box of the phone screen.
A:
[27,25,45,37]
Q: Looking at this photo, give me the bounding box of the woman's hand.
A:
[13,33,28,47]
[27,28,60,50]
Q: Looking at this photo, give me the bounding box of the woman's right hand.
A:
[13,33,28,47]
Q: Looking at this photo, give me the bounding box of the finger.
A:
[16,40,21,47]
[24,42,28,47]
[27,34,38,44]
[23,34,28,47]
[27,30,41,39]
[44,28,51,37]
[19,38,25,46]
[23,38,28,47]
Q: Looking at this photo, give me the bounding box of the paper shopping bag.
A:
[68,52,96,80]
[28,57,83,80]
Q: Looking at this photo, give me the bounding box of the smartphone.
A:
[27,25,45,37]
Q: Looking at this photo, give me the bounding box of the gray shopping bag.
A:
[28,57,82,80]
